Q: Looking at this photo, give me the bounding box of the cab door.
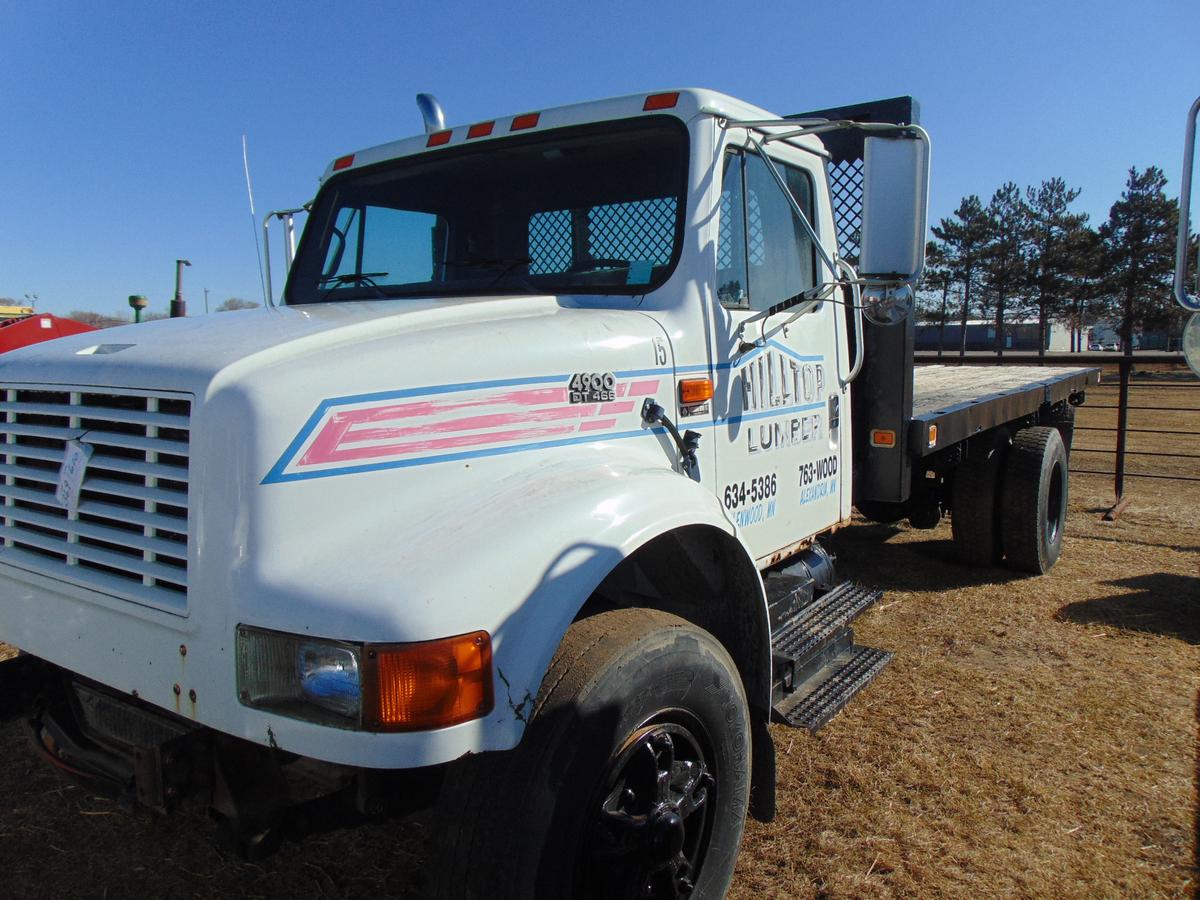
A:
[708,146,844,561]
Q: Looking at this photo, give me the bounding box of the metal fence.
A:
[914,351,1200,520]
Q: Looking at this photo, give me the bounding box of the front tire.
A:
[430,608,750,900]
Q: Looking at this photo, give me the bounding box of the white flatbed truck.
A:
[0,89,1097,898]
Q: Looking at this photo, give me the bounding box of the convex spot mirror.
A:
[859,134,930,283]
[1184,313,1200,379]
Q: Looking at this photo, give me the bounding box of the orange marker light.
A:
[679,378,714,405]
[426,130,452,147]
[332,154,355,171]
[510,112,540,131]
[870,429,896,448]
[467,121,495,139]
[643,92,680,111]
[363,631,492,732]
[927,424,938,448]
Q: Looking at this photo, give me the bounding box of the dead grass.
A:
[0,381,1196,898]
[734,378,1199,898]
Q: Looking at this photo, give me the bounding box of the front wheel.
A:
[430,608,750,900]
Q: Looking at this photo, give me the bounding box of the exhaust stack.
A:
[416,93,446,134]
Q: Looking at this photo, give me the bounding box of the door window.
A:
[717,150,817,312]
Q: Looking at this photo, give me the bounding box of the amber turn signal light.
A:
[362,631,493,732]
[679,377,713,405]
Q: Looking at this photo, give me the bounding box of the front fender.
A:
[240,444,755,761]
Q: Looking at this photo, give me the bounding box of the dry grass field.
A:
[0,374,1196,898]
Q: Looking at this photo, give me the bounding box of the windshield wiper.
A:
[445,256,532,270]
[445,256,539,294]
[318,272,390,301]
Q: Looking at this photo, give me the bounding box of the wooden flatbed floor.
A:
[910,365,1099,456]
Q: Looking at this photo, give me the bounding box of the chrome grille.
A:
[0,386,191,615]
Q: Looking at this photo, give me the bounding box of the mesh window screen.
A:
[527,198,677,274]
[717,191,733,270]
[528,210,573,274]
[589,198,677,264]
[827,158,864,265]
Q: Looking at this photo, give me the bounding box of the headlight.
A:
[236,625,492,732]
[236,627,362,727]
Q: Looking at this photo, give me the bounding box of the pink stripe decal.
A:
[599,400,636,415]
[629,379,661,396]
[343,404,600,445]
[579,418,617,432]
[312,424,578,464]
[295,376,653,470]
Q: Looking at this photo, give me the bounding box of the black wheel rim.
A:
[1046,462,1065,543]
[579,715,716,899]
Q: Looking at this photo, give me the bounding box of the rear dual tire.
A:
[952,425,1068,574]
[952,429,1009,566]
[1000,426,1068,574]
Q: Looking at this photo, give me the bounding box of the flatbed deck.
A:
[909,365,1100,456]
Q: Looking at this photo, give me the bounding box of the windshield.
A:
[285,117,688,304]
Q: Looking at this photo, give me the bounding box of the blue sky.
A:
[2,0,1197,317]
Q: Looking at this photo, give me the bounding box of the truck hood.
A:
[0,296,663,398]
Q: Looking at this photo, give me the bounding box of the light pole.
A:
[203,288,210,314]
[170,259,192,318]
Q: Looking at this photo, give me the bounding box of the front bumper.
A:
[0,654,442,857]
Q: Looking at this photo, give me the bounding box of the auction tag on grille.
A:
[56,440,93,514]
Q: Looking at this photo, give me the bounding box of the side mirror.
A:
[859,133,930,284]
[1173,96,1199,378]
[1174,96,1199,312]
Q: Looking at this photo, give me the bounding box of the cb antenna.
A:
[243,134,267,305]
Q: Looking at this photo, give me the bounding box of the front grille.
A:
[0,386,191,615]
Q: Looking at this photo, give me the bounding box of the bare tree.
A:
[216,297,261,312]
[67,310,127,329]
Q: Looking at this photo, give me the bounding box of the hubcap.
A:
[1047,462,1064,543]
[580,719,715,899]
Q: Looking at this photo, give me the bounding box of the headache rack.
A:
[789,97,922,505]
[0,385,192,615]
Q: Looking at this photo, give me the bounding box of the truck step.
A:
[773,645,893,732]
[771,582,883,662]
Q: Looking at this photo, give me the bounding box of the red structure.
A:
[0,314,97,354]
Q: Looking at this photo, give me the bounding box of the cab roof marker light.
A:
[426,130,452,147]
[643,92,680,111]
[510,112,540,131]
[466,121,495,139]
[332,154,355,171]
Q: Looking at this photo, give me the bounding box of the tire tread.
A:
[952,430,1007,566]
[1001,426,1067,573]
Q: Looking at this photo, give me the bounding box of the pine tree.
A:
[931,195,990,355]
[1065,225,1104,351]
[1099,167,1178,354]
[1026,178,1090,357]
[920,242,954,355]
[982,182,1031,355]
